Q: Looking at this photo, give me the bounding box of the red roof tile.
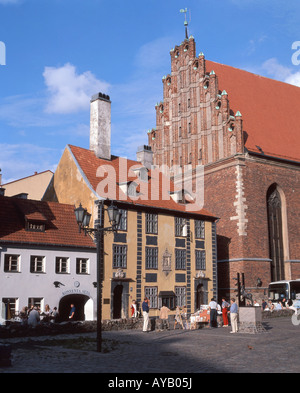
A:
[0,196,96,249]
[69,145,216,219]
[206,60,300,162]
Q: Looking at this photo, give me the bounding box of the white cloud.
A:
[285,72,300,87]
[262,58,291,80]
[43,63,110,114]
[261,58,300,87]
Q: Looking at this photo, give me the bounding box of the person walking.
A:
[159,303,170,330]
[142,297,150,332]
[222,298,229,327]
[230,298,238,333]
[174,306,184,329]
[209,298,218,328]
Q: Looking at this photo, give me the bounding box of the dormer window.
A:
[128,182,138,197]
[26,220,45,232]
[131,166,148,182]
[23,209,47,232]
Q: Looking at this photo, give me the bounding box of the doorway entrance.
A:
[196,284,204,310]
[194,279,208,311]
[111,280,130,319]
[58,294,92,321]
[113,285,123,319]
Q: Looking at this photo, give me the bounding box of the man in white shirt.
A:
[209,298,218,328]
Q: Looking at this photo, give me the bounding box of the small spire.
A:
[180,8,189,40]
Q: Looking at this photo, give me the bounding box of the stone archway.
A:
[58,294,91,321]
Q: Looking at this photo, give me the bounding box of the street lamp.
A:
[74,200,122,352]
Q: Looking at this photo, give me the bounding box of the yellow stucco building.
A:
[43,93,218,320]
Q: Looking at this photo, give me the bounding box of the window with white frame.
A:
[76,258,89,274]
[175,286,186,307]
[28,297,43,310]
[4,254,20,272]
[2,298,18,317]
[55,257,70,274]
[195,220,205,239]
[30,255,45,273]
[145,287,158,308]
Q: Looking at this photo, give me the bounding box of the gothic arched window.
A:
[267,184,285,282]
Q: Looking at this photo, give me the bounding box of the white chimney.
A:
[90,93,111,160]
[136,145,153,170]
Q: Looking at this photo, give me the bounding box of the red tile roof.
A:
[0,195,96,249]
[206,60,300,162]
[68,145,216,219]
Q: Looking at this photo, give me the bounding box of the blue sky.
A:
[0,0,299,183]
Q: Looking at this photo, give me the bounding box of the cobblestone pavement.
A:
[0,317,299,374]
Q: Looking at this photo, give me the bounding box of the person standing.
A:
[209,298,218,328]
[222,298,229,327]
[69,304,76,320]
[131,300,137,318]
[230,298,238,333]
[142,297,150,332]
[28,306,40,327]
[51,307,59,323]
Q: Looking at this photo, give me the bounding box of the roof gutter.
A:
[248,150,300,167]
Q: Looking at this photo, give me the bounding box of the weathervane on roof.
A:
[180,8,190,40]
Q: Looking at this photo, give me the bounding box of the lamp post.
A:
[74,200,122,352]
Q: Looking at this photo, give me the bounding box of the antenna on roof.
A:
[180,8,190,39]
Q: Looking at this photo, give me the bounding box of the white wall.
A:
[0,245,97,320]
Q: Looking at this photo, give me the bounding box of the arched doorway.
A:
[267,184,285,282]
[113,285,123,319]
[58,294,91,321]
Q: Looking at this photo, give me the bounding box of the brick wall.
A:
[202,154,300,301]
[148,36,300,303]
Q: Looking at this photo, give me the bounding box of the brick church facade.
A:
[148,36,300,301]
